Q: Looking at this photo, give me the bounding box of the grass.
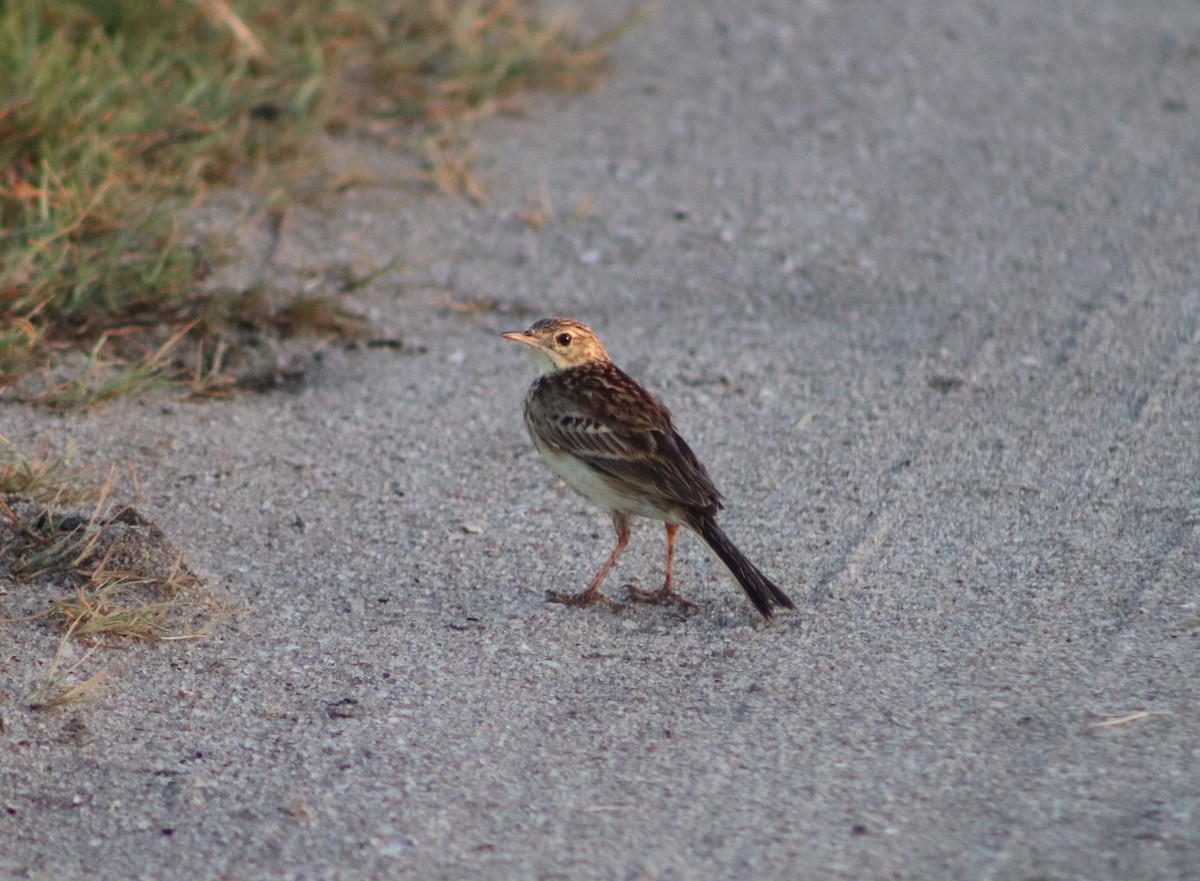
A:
[2,435,228,664]
[25,634,124,710]
[0,433,97,507]
[1088,710,1173,730]
[0,0,630,405]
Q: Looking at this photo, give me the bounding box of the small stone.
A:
[325,698,360,719]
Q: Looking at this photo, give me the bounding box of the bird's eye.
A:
[556,332,572,346]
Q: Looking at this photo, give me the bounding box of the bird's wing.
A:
[527,369,724,514]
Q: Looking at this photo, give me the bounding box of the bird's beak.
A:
[501,330,539,348]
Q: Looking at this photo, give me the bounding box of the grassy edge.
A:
[1,0,640,406]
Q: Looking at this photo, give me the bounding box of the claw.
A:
[627,584,697,611]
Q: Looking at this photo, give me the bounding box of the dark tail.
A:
[697,518,795,619]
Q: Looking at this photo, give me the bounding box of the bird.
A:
[501,317,795,619]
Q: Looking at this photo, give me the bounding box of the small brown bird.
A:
[502,317,794,619]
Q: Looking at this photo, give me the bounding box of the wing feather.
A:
[526,364,724,516]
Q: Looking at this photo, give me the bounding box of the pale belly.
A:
[531,435,674,522]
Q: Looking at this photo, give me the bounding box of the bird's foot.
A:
[627,584,698,611]
[546,588,625,611]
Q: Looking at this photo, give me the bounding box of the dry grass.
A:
[519,181,596,228]
[1088,710,1173,730]
[2,437,229,662]
[0,433,96,507]
[52,556,217,641]
[26,639,124,711]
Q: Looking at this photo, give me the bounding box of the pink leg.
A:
[547,513,629,610]
[664,522,678,591]
[628,523,697,609]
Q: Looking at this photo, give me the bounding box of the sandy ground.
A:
[2,0,1198,878]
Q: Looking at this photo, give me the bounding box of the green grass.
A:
[0,0,626,404]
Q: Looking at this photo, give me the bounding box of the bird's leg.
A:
[628,523,697,610]
[547,513,629,610]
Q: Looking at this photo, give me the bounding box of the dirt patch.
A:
[1,495,224,642]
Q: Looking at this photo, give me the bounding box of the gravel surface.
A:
[2,0,1198,878]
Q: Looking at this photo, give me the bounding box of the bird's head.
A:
[501,317,611,373]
